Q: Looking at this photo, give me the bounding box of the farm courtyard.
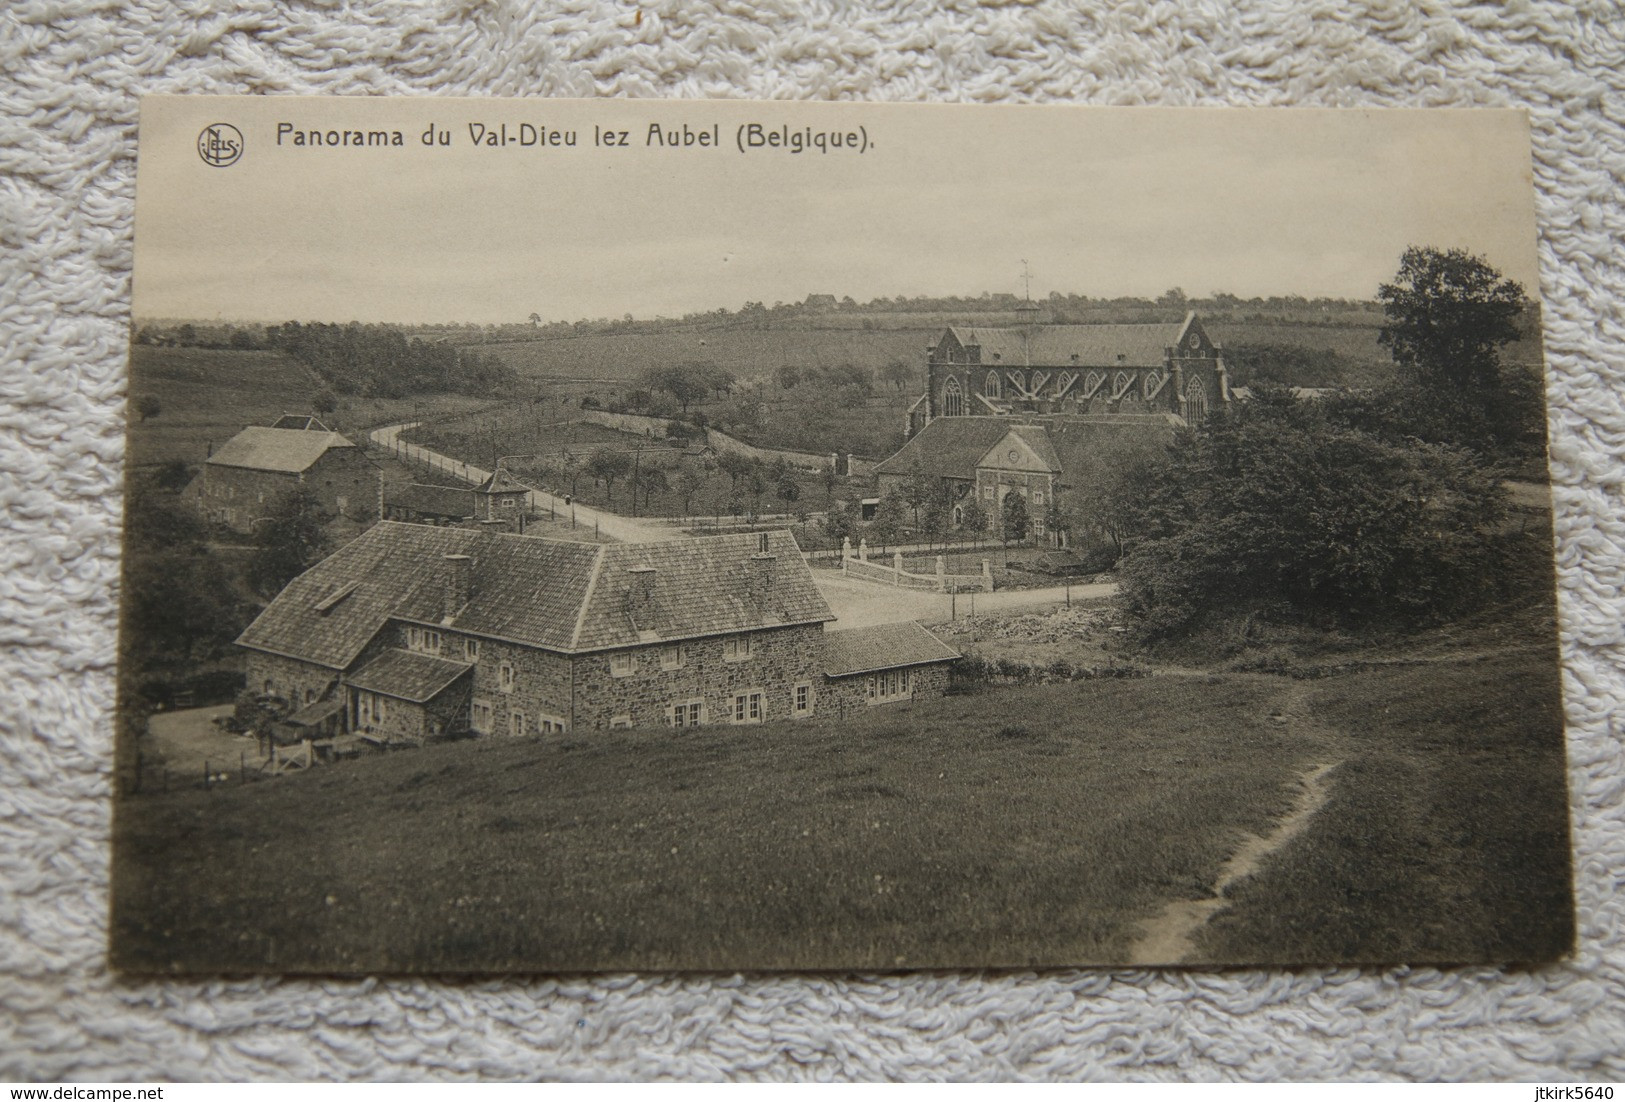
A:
[112,597,1572,974]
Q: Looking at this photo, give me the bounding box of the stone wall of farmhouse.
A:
[469,636,574,735]
[196,467,300,534]
[244,651,339,709]
[818,663,951,722]
[355,676,472,743]
[570,623,829,731]
[305,448,382,524]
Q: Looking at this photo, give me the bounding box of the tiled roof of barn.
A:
[347,649,473,703]
[872,417,1013,481]
[946,318,1190,368]
[822,621,960,678]
[270,414,333,431]
[387,483,475,518]
[237,523,834,668]
[206,426,357,473]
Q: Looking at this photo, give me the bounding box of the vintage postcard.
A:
[114,98,1572,973]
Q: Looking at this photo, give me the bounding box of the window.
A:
[406,626,442,656]
[500,497,515,509]
[509,710,526,737]
[984,371,1000,398]
[609,715,632,730]
[667,700,706,728]
[941,376,964,417]
[983,485,995,500]
[660,645,684,671]
[471,699,493,734]
[1033,490,1044,506]
[498,662,515,693]
[866,669,914,704]
[610,652,637,677]
[303,689,316,704]
[792,682,814,718]
[723,635,752,662]
[463,638,480,662]
[357,691,386,726]
[538,716,567,735]
[731,690,764,724]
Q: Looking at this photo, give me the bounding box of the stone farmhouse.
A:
[237,522,959,743]
[906,311,1229,436]
[185,416,381,535]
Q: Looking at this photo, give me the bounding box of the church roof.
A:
[822,621,960,678]
[872,417,1013,482]
[238,523,833,668]
[947,318,1191,368]
[207,426,357,474]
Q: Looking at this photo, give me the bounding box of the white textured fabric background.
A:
[2,0,1623,1082]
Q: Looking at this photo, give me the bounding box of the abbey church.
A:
[880,310,1231,544]
[905,309,1229,434]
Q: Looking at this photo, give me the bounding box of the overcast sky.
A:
[134,99,1542,325]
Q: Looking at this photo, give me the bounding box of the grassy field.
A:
[111,613,1572,973]
[126,346,497,471]
[479,329,939,383]
[114,674,1310,973]
[1193,647,1573,965]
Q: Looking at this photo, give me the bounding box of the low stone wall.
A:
[839,539,992,592]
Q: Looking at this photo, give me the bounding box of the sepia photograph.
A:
[112,97,1573,974]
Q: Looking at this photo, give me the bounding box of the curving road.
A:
[370,423,679,543]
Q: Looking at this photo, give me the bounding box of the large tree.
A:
[248,488,332,599]
[1115,391,1506,645]
[1378,246,1526,391]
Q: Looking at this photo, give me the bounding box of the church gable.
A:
[977,427,1061,474]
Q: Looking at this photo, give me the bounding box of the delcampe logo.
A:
[196,123,243,167]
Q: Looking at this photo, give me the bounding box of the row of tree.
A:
[265,321,520,399]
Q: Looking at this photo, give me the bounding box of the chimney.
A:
[627,565,657,625]
[747,551,776,609]
[442,553,472,621]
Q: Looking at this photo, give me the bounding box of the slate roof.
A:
[575,529,834,651]
[946,317,1191,368]
[237,522,834,668]
[872,417,1013,480]
[473,468,532,496]
[822,621,960,678]
[388,482,475,518]
[207,426,357,474]
[347,649,473,703]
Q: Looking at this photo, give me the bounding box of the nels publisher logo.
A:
[197,122,243,167]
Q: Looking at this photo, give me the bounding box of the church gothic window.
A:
[942,376,965,417]
[1185,376,1208,421]
[984,371,1000,398]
